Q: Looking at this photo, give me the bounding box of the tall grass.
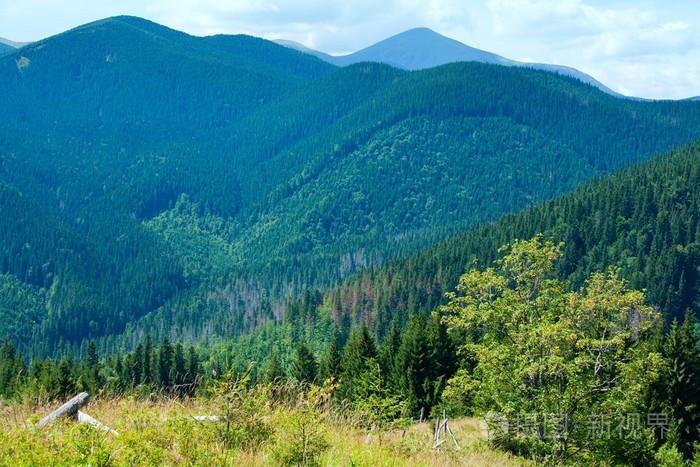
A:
[0,382,528,466]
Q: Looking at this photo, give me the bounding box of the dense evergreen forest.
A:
[1,16,700,356]
[2,15,700,465]
[2,238,699,464]
[316,140,700,335]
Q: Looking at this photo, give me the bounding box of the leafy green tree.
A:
[441,236,665,463]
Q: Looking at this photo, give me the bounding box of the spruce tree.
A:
[394,315,430,413]
[339,324,377,399]
[84,341,102,393]
[142,336,153,385]
[186,346,199,395]
[57,357,74,398]
[663,310,700,458]
[378,320,401,386]
[319,331,342,382]
[158,338,174,389]
[130,343,144,387]
[262,347,285,383]
[173,343,186,392]
[290,339,318,383]
[425,312,457,400]
[0,338,17,397]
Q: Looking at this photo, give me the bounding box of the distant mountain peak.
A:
[0,37,30,51]
[328,27,508,70]
[277,27,624,97]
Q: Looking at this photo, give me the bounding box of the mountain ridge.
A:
[1,16,700,356]
[277,27,626,97]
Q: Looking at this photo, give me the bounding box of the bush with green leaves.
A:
[441,235,666,464]
[272,385,330,466]
[207,368,274,452]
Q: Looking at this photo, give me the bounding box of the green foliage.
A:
[318,140,700,337]
[2,16,700,355]
[655,443,685,467]
[318,331,342,382]
[272,386,330,466]
[441,236,665,463]
[290,339,318,384]
[339,324,377,400]
[440,369,478,417]
[349,358,407,429]
[660,310,700,458]
[207,369,274,452]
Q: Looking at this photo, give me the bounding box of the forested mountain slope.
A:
[1,16,700,355]
[316,140,700,336]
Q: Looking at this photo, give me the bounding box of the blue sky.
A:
[1,0,698,99]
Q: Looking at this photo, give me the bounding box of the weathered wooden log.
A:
[77,411,118,436]
[446,423,460,449]
[36,392,90,429]
[192,415,225,422]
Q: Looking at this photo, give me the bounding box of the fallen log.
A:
[36,392,90,429]
[192,415,225,422]
[77,411,119,436]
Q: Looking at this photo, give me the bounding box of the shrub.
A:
[208,369,274,452]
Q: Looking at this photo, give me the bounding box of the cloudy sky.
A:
[1,0,698,99]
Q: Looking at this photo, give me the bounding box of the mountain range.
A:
[0,16,699,356]
[0,37,28,48]
[0,37,29,56]
[275,27,623,97]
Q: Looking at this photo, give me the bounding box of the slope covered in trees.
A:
[1,16,700,355]
[319,140,700,336]
[2,238,697,465]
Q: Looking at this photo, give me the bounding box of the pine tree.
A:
[378,320,401,385]
[0,338,17,397]
[57,357,75,398]
[158,338,174,389]
[425,312,457,401]
[339,324,377,399]
[173,343,186,393]
[84,341,102,393]
[663,310,700,458]
[262,347,285,383]
[318,331,342,382]
[393,315,430,413]
[113,355,124,393]
[186,346,199,395]
[290,338,318,383]
[130,343,144,387]
[142,336,153,385]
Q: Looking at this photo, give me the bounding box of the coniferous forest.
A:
[1,14,700,466]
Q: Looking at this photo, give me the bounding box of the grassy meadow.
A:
[0,396,527,466]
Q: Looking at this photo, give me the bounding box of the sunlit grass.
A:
[0,397,528,466]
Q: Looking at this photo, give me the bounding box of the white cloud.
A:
[0,0,697,98]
